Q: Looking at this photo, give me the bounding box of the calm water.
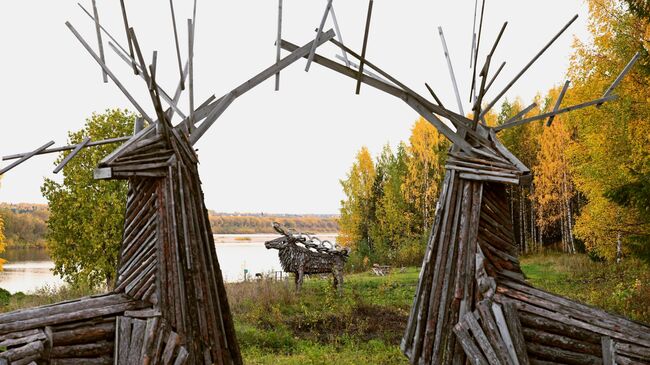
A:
[0,233,337,294]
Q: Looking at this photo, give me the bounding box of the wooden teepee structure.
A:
[0,1,648,364]
[0,1,334,364]
[274,1,650,364]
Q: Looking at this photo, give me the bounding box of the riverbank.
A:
[0,253,647,363]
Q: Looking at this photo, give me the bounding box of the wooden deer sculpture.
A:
[265,222,348,293]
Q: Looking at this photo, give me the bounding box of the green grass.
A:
[226,269,418,365]
[520,253,650,324]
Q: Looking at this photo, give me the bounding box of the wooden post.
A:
[355,0,374,94]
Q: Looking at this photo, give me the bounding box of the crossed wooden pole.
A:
[0,1,648,364]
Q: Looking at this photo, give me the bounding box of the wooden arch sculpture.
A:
[0,1,648,364]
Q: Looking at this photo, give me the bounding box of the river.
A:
[0,233,337,294]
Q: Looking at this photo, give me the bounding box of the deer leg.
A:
[296,268,304,293]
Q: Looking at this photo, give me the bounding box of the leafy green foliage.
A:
[41,109,135,288]
[339,118,448,269]
[0,204,48,247]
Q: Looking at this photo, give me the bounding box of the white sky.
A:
[0,1,589,214]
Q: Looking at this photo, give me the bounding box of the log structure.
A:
[0,1,648,363]
[265,222,348,292]
[0,1,335,364]
[273,1,650,364]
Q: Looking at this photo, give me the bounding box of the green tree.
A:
[565,0,650,261]
[0,179,6,267]
[338,146,376,264]
[42,109,135,288]
[403,117,449,236]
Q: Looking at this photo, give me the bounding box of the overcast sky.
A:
[0,1,590,214]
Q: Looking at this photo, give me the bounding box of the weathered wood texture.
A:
[265,223,348,292]
[400,131,650,364]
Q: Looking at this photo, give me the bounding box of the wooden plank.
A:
[481,14,579,119]
[3,136,131,161]
[470,0,486,102]
[355,0,374,94]
[66,22,153,123]
[476,301,515,365]
[53,137,91,174]
[499,102,537,127]
[601,52,640,99]
[495,94,617,132]
[188,29,336,145]
[119,0,137,75]
[0,141,55,175]
[91,0,108,83]
[491,302,520,365]
[464,311,502,365]
[484,61,506,95]
[601,336,615,365]
[489,129,529,173]
[275,0,283,91]
[425,82,445,107]
[305,0,332,72]
[329,5,350,67]
[460,172,520,184]
[188,19,195,131]
[438,26,464,115]
[117,317,131,364]
[169,0,184,89]
[454,320,489,365]
[547,80,570,126]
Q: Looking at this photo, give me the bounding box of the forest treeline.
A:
[208,213,338,234]
[0,203,48,248]
[340,0,650,267]
[0,202,337,248]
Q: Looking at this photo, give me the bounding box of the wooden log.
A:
[173,346,189,365]
[526,342,603,365]
[522,327,601,355]
[0,141,55,175]
[52,321,114,346]
[305,0,332,72]
[464,312,502,364]
[161,331,179,364]
[420,173,460,363]
[53,137,91,174]
[355,0,374,94]
[401,173,450,357]
[117,316,132,364]
[502,301,531,365]
[547,80,570,126]
[66,22,153,123]
[496,292,650,347]
[91,0,108,83]
[50,341,113,358]
[128,319,146,363]
[51,358,112,365]
[476,301,513,365]
[188,29,337,145]
[453,320,489,365]
[481,14,579,118]
[460,172,520,185]
[601,337,615,365]
[0,341,44,361]
[0,332,46,350]
[499,280,650,343]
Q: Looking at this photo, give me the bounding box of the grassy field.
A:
[227,269,418,365]
[520,253,650,324]
[0,253,648,364]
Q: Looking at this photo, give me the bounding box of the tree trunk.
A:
[616,231,622,263]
